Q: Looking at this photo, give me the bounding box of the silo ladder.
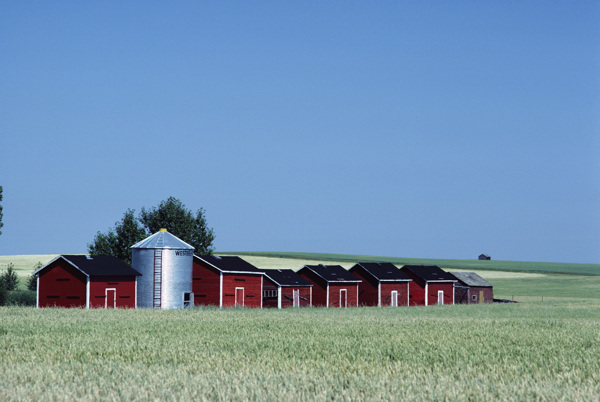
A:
[153,250,162,308]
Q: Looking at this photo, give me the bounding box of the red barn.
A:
[35,255,140,309]
[400,265,456,306]
[349,262,412,307]
[193,255,263,308]
[297,265,361,308]
[449,271,494,304]
[260,269,312,308]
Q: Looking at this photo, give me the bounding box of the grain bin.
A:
[132,229,194,309]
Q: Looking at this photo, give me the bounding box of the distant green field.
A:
[1,301,599,400]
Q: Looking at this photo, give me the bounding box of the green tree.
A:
[1,263,19,291]
[139,197,215,255]
[88,198,215,264]
[88,209,147,265]
[0,185,4,237]
[28,262,42,291]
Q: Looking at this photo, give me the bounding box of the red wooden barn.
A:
[400,265,457,306]
[449,271,494,304]
[35,255,140,309]
[260,269,312,308]
[193,255,263,308]
[297,264,361,308]
[349,262,412,307]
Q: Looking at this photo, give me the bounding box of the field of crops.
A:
[1,301,599,400]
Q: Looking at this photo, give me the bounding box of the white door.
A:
[437,290,444,305]
[339,289,347,308]
[105,288,116,309]
[235,287,244,307]
[391,291,398,307]
[293,289,300,307]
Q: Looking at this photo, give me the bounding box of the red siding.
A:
[457,286,494,304]
[297,269,327,307]
[350,268,379,306]
[192,260,221,306]
[88,276,136,308]
[427,283,455,305]
[380,282,410,307]
[221,273,262,308]
[38,260,86,308]
[327,284,359,308]
[408,280,426,306]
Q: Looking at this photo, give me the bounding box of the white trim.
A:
[277,285,282,309]
[340,289,347,308]
[219,273,223,308]
[105,288,117,309]
[437,290,444,305]
[377,282,381,307]
[391,290,398,307]
[425,283,428,306]
[356,284,359,307]
[292,289,299,308]
[235,287,244,307]
[310,286,312,307]
[326,284,329,307]
[135,276,138,308]
[36,275,39,308]
[261,275,263,309]
[453,282,455,305]
[406,282,410,306]
[86,277,90,309]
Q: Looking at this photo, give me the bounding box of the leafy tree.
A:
[139,197,215,255]
[27,262,42,291]
[88,198,215,265]
[88,209,147,265]
[1,263,19,291]
[0,185,3,237]
[0,282,6,306]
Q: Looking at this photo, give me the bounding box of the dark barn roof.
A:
[351,262,411,281]
[302,264,361,283]
[449,272,493,287]
[259,269,313,287]
[35,255,141,277]
[401,265,456,282]
[195,255,262,274]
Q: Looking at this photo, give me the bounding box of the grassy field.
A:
[1,301,599,400]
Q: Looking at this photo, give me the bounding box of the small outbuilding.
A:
[449,271,494,304]
[349,262,412,307]
[400,265,457,306]
[193,255,263,308]
[259,269,312,308]
[297,264,361,308]
[478,254,491,260]
[35,255,141,309]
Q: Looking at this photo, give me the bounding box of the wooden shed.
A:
[297,264,361,308]
[259,269,312,308]
[400,265,457,306]
[449,271,494,304]
[35,255,140,309]
[479,254,491,260]
[349,262,412,307]
[193,255,263,308]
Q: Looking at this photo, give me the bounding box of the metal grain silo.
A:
[132,229,195,309]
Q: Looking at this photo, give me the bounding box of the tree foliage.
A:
[88,197,215,265]
[1,263,19,291]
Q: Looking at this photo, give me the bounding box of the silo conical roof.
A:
[132,229,195,250]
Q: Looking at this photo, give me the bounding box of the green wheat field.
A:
[1,253,599,400]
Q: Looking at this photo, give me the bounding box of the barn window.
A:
[95,296,106,298]
[47,296,59,299]
[119,296,130,299]
[263,290,278,299]
[234,278,246,282]
[472,295,477,301]
[195,294,206,298]
[66,296,80,299]
[56,278,70,282]
[193,277,202,280]
[107,282,119,285]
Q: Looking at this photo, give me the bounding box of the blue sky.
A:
[1,1,599,263]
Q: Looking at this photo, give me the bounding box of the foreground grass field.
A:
[1,301,599,400]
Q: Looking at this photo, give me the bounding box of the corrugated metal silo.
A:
[132,229,195,309]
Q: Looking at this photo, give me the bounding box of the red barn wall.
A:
[222,274,262,308]
[298,269,328,307]
[408,281,425,306]
[192,260,221,306]
[327,284,359,308]
[262,278,279,308]
[467,286,494,304]
[89,276,136,308]
[350,269,379,306]
[280,287,312,308]
[427,283,454,305]
[380,282,410,307]
[38,261,86,308]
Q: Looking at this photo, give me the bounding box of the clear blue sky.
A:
[1,1,599,263]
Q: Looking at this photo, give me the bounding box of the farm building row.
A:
[34,230,493,309]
